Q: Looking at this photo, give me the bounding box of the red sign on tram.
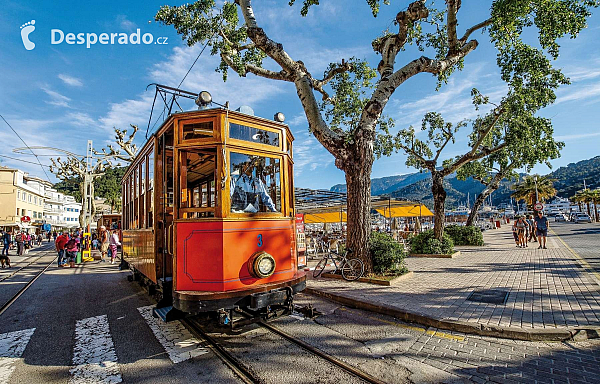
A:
[295,214,307,267]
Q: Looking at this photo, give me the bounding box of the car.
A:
[572,213,592,223]
[553,213,568,222]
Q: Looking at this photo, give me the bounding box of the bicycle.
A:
[312,248,364,281]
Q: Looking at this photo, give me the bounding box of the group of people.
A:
[0,229,46,268]
[54,225,121,267]
[512,210,549,249]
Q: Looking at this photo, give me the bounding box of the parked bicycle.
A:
[313,248,364,281]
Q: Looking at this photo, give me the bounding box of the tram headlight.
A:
[195,91,212,109]
[248,251,276,279]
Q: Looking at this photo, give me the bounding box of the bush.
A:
[369,231,407,275]
[409,230,454,255]
[444,225,484,246]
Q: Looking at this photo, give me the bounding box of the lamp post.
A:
[534,175,539,204]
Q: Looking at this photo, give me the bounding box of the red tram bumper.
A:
[173,271,306,314]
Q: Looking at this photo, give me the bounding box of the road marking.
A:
[339,307,464,341]
[69,315,122,384]
[138,306,208,363]
[0,328,35,384]
[550,228,600,286]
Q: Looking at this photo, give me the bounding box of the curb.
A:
[409,251,460,258]
[305,287,600,342]
[321,271,414,286]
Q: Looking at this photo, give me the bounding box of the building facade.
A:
[0,167,46,232]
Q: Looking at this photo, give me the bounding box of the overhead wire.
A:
[0,114,52,182]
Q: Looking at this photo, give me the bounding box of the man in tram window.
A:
[230,157,276,213]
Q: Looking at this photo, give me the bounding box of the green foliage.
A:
[369,231,407,275]
[54,166,127,204]
[444,225,484,246]
[511,174,557,207]
[54,177,82,201]
[410,230,454,255]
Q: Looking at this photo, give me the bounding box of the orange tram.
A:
[121,103,306,325]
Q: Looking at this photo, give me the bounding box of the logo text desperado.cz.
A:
[51,29,168,48]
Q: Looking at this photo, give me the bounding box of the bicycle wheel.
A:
[341,258,364,281]
[313,257,328,278]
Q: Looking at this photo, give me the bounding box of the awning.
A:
[16,223,36,229]
[304,211,347,224]
[375,205,433,218]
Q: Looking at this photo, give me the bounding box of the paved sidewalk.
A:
[307,225,600,336]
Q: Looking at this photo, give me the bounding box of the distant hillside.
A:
[389,175,515,209]
[330,172,429,195]
[549,156,600,198]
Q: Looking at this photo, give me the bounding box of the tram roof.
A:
[295,187,431,216]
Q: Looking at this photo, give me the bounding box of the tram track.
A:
[182,313,387,384]
[0,248,57,317]
[0,247,52,282]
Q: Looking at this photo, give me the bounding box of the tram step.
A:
[152,306,184,323]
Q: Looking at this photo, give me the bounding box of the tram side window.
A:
[139,159,146,229]
[182,121,213,141]
[230,123,280,147]
[147,150,154,228]
[230,152,281,214]
[179,149,217,218]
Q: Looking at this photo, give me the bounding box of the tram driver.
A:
[230,158,276,213]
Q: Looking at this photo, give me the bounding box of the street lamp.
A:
[534,175,539,204]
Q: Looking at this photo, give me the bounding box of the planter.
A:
[409,251,461,258]
[321,271,413,286]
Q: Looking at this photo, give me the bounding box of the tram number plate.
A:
[249,289,287,310]
[257,234,263,247]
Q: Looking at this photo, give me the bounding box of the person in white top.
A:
[109,229,121,264]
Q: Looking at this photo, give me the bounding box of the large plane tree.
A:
[156,0,598,267]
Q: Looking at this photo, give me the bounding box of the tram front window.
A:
[179,149,216,218]
[230,152,281,213]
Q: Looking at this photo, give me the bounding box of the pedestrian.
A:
[526,215,537,243]
[92,237,98,250]
[515,216,528,248]
[109,228,121,264]
[46,231,51,243]
[15,231,24,256]
[2,229,11,257]
[64,236,78,268]
[511,219,520,247]
[55,232,69,267]
[0,230,11,268]
[37,233,42,246]
[534,210,549,249]
[99,226,109,262]
[52,231,57,242]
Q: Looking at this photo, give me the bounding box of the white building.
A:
[43,186,81,230]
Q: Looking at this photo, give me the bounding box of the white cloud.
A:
[555,131,600,141]
[556,81,600,104]
[41,87,71,108]
[287,113,308,127]
[58,74,83,87]
[67,112,96,127]
[116,15,137,32]
[292,130,334,176]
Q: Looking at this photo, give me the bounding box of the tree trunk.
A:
[467,174,503,226]
[594,199,599,222]
[587,202,592,217]
[342,142,374,273]
[431,171,447,240]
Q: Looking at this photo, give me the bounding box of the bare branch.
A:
[372,1,430,78]
[221,53,292,81]
[446,0,461,54]
[458,18,492,45]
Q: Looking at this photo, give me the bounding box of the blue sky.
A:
[1,1,599,191]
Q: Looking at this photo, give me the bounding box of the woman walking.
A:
[516,216,528,248]
[109,229,121,264]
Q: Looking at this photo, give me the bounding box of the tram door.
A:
[157,130,174,282]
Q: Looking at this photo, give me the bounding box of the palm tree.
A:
[574,189,593,217]
[592,189,600,222]
[511,175,557,210]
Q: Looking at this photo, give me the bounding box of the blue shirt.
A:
[534,216,548,230]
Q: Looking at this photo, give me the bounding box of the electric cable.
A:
[0,114,52,182]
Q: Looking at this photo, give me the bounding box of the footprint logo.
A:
[20,20,36,51]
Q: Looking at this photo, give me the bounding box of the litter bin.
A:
[495,220,501,229]
[76,251,82,264]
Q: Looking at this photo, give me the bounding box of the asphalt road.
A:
[2,244,600,383]
[550,221,600,274]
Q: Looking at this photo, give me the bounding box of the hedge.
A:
[444,225,484,246]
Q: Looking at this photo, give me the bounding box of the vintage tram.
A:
[121,100,306,324]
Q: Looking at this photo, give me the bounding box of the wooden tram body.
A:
[121,107,305,320]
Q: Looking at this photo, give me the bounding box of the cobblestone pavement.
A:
[308,224,600,329]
